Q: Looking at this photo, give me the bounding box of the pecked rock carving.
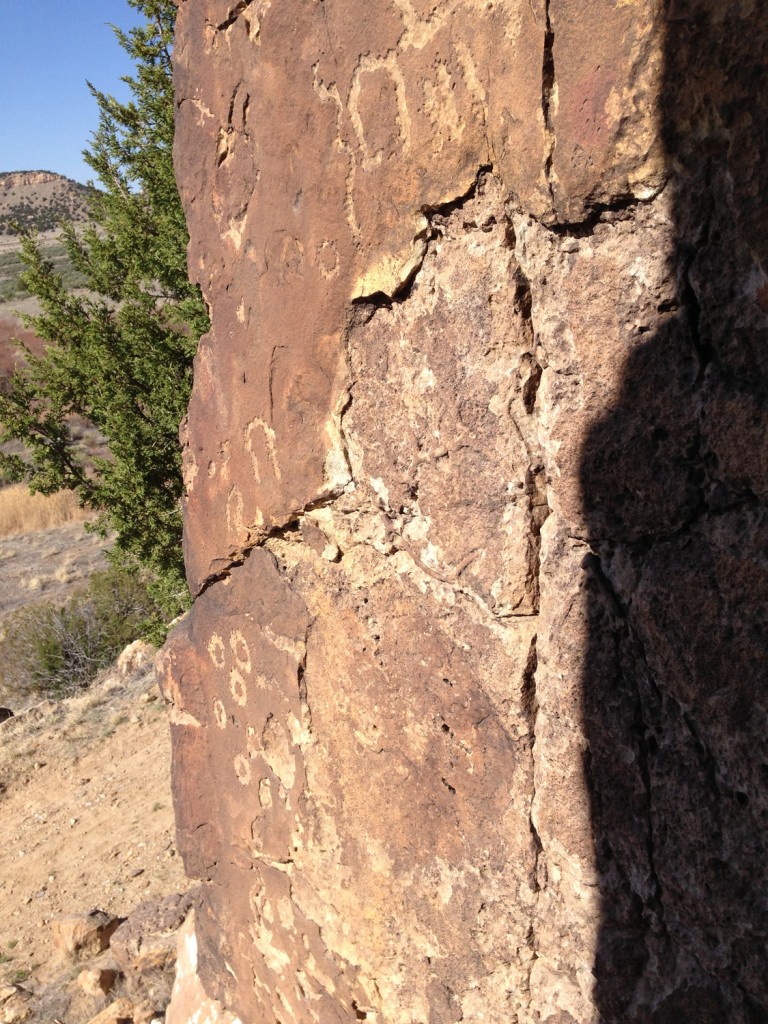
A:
[163,0,768,1021]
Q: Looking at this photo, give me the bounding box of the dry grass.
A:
[0,484,90,538]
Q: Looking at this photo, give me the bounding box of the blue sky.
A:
[0,0,147,184]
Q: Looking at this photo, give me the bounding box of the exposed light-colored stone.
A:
[166,1,768,1021]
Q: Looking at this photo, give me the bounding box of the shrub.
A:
[0,564,162,700]
[0,0,209,631]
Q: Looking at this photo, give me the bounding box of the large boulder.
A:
[109,891,197,1019]
[162,1,768,1021]
[50,910,124,960]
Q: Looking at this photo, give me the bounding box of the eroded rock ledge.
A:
[161,1,768,1021]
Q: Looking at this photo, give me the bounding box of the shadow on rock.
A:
[580,2,768,1020]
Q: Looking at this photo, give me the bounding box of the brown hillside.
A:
[0,171,91,235]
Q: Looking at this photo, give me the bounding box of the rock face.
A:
[165,912,242,1024]
[0,172,62,190]
[109,891,198,1020]
[163,1,768,1021]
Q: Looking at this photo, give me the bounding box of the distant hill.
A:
[0,170,92,235]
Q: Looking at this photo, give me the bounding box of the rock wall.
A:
[161,1,768,1021]
[0,171,63,189]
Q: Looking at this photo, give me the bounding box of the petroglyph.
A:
[208,633,227,670]
[226,484,246,538]
[245,418,282,484]
[454,37,487,105]
[189,97,215,128]
[166,1,753,1020]
[202,438,233,485]
[229,668,248,707]
[258,778,273,809]
[423,63,463,147]
[230,630,253,673]
[183,451,200,492]
[214,697,228,729]
[207,626,257,715]
[209,439,232,483]
[262,626,305,663]
[246,724,259,757]
[393,0,460,50]
[264,230,305,283]
[234,753,253,786]
[222,210,249,250]
[315,239,340,280]
[262,717,296,791]
[348,53,411,171]
[311,64,361,242]
[281,236,304,279]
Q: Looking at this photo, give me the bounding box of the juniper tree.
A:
[0,0,208,631]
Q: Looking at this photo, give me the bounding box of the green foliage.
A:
[0,0,208,627]
[0,564,163,700]
[0,244,88,303]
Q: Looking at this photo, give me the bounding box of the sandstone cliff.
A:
[161,1,768,1021]
[0,171,64,189]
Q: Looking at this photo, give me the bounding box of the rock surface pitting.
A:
[164,1,768,1021]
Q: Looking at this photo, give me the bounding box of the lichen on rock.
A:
[163,1,768,1021]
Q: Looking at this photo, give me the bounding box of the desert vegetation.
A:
[0,317,45,386]
[0,6,204,1020]
[0,563,163,702]
[0,0,209,634]
[0,243,88,303]
[0,483,88,537]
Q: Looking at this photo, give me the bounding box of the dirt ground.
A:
[0,518,189,1015]
[0,520,109,629]
[0,664,188,994]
